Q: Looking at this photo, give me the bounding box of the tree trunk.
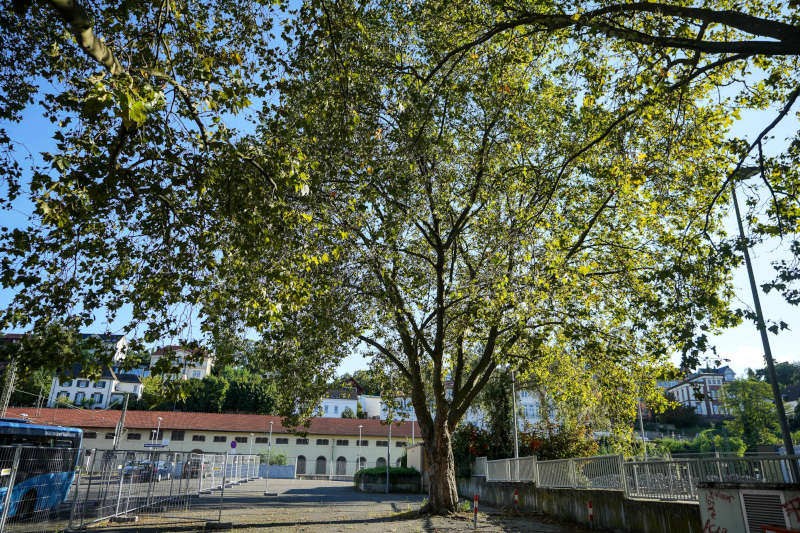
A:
[423,420,459,514]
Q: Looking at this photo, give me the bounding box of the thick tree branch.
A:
[45,0,125,75]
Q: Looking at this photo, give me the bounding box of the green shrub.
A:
[353,466,418,485]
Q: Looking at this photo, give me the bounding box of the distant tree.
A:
[356,402,367,419]
[9,367,51,408]
[722,379,781,447]
[755,362,800,391]
[341,407,355,419]
[480,370,514,460]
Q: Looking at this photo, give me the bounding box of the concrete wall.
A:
[457,477,702,533]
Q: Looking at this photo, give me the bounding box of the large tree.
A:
[243,0,738,511]
[0,0,747,514]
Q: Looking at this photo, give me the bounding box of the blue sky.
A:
[1,88,798,379]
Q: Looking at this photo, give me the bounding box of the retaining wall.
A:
[457,476,702,533]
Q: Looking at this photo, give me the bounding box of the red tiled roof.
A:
[5,408,420,438]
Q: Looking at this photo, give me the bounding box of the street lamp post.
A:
[356,424,363,474]
[264,421,275,496]
[153,416,163,444]
[249,433,254,456]
[511,370,519,459]
[385,423,391,494]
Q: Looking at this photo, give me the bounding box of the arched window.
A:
[376,457,386,468]
[316,456,327,475]
[336,456,347,475]
[296,455,306,475]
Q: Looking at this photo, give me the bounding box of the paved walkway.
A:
[100,479,603,532]
[211,479,602,532]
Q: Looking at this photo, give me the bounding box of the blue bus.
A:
[0,418,82,520]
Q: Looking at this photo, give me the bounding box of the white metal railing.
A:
[472,454,797,502]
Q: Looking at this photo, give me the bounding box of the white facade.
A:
[667,373,728,416]
[319,397,358,418]
[149,346,214,380]
[357,395,382,418]
[48,373,143,409]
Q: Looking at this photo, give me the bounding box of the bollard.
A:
[588,500,593,527]
[473,493,478,529]
[513,489,518,510]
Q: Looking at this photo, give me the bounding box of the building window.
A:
[237,436,248,443]
[77,380,89,388]
[334,405,339,414]
[56,391,70,401]
[213,436,226,443]
[356,440,368,447]
[276,438,288,444]
[395,442,407,447]
[375,441,388,447]
[61,380,73,387]
[191,370,201,378]
[336,439,349,446]
[316,439,329,445]
[95,381,107,388]
[193,435,206,442]
[105,433,115,439]
[296,438,309,445]
[255,437,269,444]
[127,433,141,440]
[324,405,329,413]
[75,392,86,404]
[91,393,103,404]
[84,432,97,439]
[171,430,185,441]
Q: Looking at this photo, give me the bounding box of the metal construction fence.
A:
[0,447,261,533]
[474,453,798,502]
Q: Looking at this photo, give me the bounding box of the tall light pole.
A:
[249,432,254,456]
[385,422,391,494]
[731,167,799,480]
[356,424,363,473]
[511,369,519,459]
[153,416,163,444]
[264,421,275,496]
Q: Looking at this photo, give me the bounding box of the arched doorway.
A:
[316,456,327,475]
[376,457,386,468]
[336,456,347,475]
[296,455,306,475]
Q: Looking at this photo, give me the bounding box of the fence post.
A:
[532,456,539,486]
[0,446,22,533]
[218,453,228,523]
[568,458,576,488]
[618,455,628,498]
[68,449,86,530]
[114,459,126,517]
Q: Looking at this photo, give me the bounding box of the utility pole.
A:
[113,393,130,451]
[511,369,519,459]
[731,174,800,480]
[264,421,275,495]
[0,358,17,417]
[386,422,391,494]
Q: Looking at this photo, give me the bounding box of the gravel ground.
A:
[91,478,606,532]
